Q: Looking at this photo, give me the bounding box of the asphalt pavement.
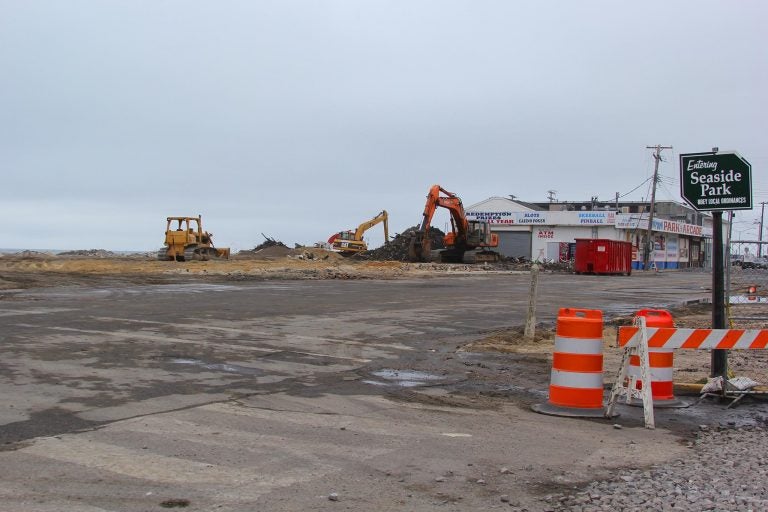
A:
[0,270,739,511]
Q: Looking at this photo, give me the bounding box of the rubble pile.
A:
[361,226,445,261]
[11,250,54,258]
[58,249,116,258]
[252,235,289,251]
[234,235,292,259]
[537,259,573,272]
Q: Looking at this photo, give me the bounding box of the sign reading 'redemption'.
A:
[679,151,752,211]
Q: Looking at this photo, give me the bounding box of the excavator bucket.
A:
[408,232,432,262]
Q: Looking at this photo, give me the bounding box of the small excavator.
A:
[328,210,389,255]
[157,215,230,261]
[408,185,500,263]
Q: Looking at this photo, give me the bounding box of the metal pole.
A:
[725,211,734,307]
[759,202,766,258]
[711,211,727,378]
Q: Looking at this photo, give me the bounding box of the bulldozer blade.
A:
[214,248,231,259]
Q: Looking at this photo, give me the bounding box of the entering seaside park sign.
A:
[679,151,752,211]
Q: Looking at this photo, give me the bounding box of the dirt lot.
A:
[0,250,402,288]
[0,250,524,290]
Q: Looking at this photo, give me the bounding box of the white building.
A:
[466,197,715,270]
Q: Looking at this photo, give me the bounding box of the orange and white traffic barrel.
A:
[532,308,608,418]
[628,309,688,408]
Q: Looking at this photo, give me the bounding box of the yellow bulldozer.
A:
[157,215,230,261]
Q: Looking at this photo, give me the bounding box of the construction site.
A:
[2,1,766,508]
[1,182,768,511]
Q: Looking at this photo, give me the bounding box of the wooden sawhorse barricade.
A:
[607,318,768,428]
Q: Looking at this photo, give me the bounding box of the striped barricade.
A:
[611,324,768,427]
[606,316,655,428]
[618,327,768,350]
[627,309,687,408]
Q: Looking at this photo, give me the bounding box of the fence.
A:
[727,240,768,324]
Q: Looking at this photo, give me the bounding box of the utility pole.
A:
[759,202,766,257]
[643,145,673,270]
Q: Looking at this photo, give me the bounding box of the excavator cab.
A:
[466,220,497,248]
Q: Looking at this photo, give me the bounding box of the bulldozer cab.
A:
[166,217,201,245]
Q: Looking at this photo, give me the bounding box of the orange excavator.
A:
[408,185,500,263]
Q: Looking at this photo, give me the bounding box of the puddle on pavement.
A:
[168,358,262,375]
[363,369,444,388]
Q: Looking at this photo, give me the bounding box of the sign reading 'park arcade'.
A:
[679,151,752,211]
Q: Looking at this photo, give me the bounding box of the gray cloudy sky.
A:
[1,1,766,251]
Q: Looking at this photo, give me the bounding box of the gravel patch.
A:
[543,425,768,511]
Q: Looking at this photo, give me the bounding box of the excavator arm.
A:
[354,210,389,245]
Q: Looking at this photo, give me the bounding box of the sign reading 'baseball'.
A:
[679,151,752,211]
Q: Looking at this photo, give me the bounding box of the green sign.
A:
[679,151,752,211]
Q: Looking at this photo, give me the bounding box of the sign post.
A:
[680,150,752,379]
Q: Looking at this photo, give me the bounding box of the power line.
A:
[616,176,654,199]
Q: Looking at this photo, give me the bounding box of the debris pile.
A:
[58,249,116,258]
[361,226,445,261]
[252,234,289,251]
[235,235,292,260]
[535,259,572,273]
[10,250,54,259]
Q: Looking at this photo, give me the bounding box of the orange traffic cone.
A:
[532,308,609,418]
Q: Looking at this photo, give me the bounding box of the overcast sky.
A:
[1,1,766,251]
